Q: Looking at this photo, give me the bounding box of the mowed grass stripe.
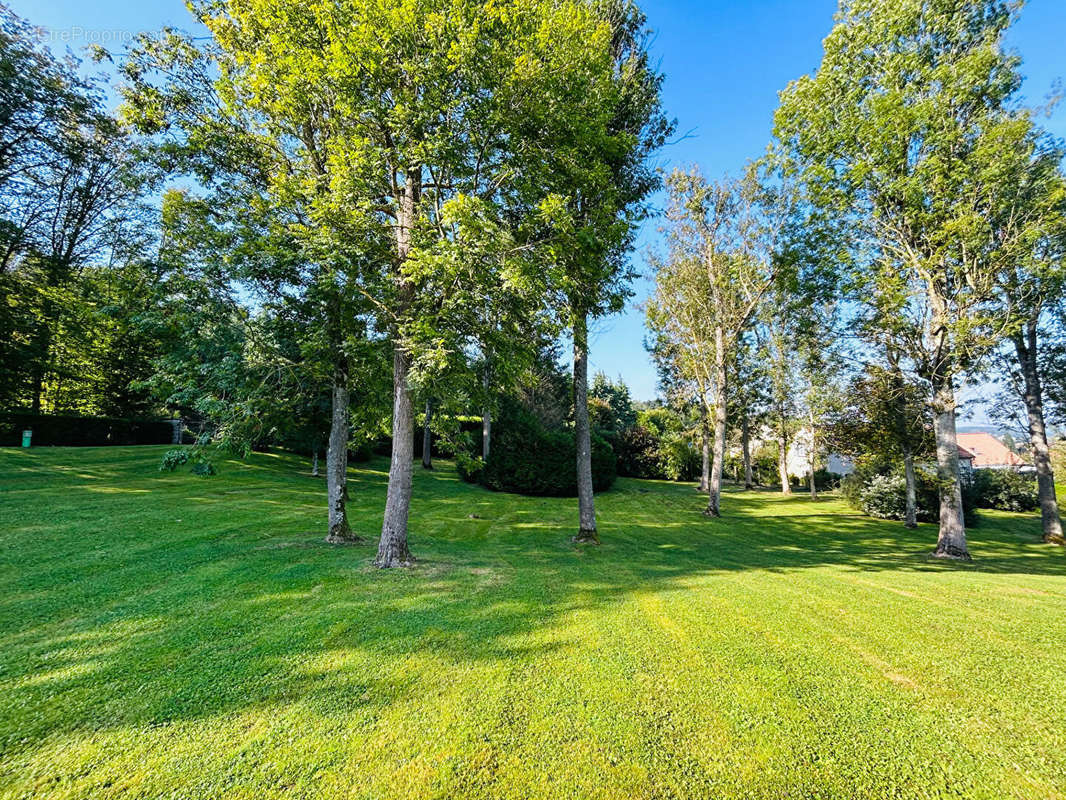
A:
[1,446,1065,799]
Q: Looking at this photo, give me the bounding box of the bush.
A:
[971,469,1038,512]
[658,437,701,482]
[480,402,616,496]
[349,440,375,463]
[616,426,663,479]
[841,457,895,509]
[859,474,915,521]
[190,459,216,477]
[455,452,484,484]
[159,449,190,472]
[852,464,978,524]
[813,468,841,491]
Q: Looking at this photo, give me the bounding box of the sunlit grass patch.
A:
[1,446,1065,799]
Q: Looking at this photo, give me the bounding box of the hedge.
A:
[1,413,177,447]
[479,402,616,497]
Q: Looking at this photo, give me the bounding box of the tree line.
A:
[0,0,670,566]
[646,0,1066,559]
[4,0,1066,565]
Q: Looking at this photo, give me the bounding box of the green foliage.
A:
[615,425,663,479]
[589,372,637,434]
[619,406,702,482]
[190,459,216,477]
[455,452,484,484]
[848,462,978,524]
[657,437,702,483]
[159,449,190,472]
[859,474,925,522]
[972,470,1039,513]
[480,401,616,496]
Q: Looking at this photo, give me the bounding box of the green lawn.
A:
[2,447,1065,800]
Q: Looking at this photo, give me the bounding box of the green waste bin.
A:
[21,430,32,448]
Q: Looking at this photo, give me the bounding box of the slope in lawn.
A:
[1,446,1065,799]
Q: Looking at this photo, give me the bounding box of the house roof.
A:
[956,432,1027,468]
[957,444,975,462]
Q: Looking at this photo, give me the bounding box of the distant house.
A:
[955,432,1028,471]
[956,443,975,479]
[784,428,854,478]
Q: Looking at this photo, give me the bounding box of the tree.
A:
[647,168,782,515]
[985,126,1066,543]
[543,0,671,542]
[730,332,770,490]
[775,0,1034,559]
[828,359,933,528]
[796,320,842,501]
[0,11,149,414]
[589,372,637,434]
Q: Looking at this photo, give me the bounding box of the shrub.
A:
[841,456,895,509]
[813,468,841,491]
[480,401,616,496]
[658,437,701,482]
[1,412,175,447]
[853,464,978,524]
[349,440,375,463]
[616,426,663,479]
[455,452,484,484]
[159,449,190,472]
[971,469,1038,512]
[859,474,913,521]
[190,459,216,477]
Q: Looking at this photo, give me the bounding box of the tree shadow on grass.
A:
[0,450,1064,760]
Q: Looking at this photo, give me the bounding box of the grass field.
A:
[2,446,1065,799]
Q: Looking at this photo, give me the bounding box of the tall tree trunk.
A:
[741,413,753,489]
[376,346,415,566]
[376,168,419,567]
[705,333,727,517]
[481,365,492,462]
[1014,325,1064,543]
[888,351,917,528]
[311,449,320,478]
[902,442,917,529]
[325,380,358,543]
[930,369,969,559]
[807,408,818,501]
[777,422,791,495]
[422,397,434,470]
[572,309,599,543]
[699,398,710,493]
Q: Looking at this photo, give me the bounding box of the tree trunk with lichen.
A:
[699,400,710,493]
[903,443,917,529]
[807,408,818,501]
[929,351,969,559]
[482,364,492,461]
[377,346,416,567]
[778,431,791,495]
[325,379,359,543]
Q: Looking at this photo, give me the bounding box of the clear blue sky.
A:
[16,0,1066,403]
